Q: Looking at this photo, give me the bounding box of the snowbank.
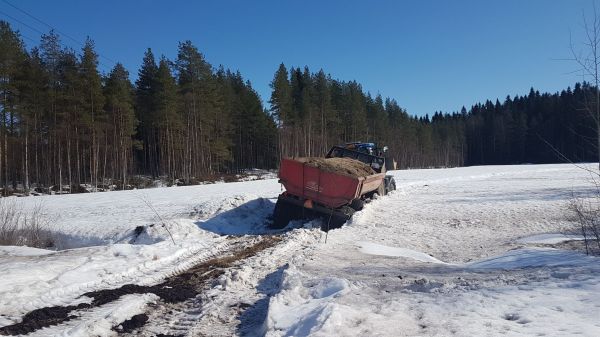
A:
[2,163,600,336]
[0,190,279,328]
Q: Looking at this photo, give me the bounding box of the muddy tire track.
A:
[0,236,281,336]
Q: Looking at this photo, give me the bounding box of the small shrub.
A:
[0,198,55,248]
[570,197,600,255]
[128,175,154,189]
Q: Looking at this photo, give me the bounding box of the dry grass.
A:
[0,198,55,248]
[570,197,600,255]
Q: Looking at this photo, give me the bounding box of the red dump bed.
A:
[278,158,385,209]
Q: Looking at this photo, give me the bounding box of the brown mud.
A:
[0,236,281,336]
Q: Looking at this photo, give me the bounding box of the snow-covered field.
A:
[1,164,599,336]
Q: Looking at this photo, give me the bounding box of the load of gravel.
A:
[296,157,375,177]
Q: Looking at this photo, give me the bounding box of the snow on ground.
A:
[27,294,159,337]
[358,241,447,264]
[0,180,282,328]
[262,164,600,337]
[0,221,225,326]
[236,169,278,182]
[0,163,599,336]
[18,179,282,249]
[516,233,586,245]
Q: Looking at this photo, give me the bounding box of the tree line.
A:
[0,20,597,194]
[0,21,276,194]
[269,66,598,168]
[269,63,466,168]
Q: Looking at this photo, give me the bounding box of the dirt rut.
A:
[0,236,281,336]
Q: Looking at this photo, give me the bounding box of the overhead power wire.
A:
[0,11,44,46]
[1,0,117,65]
[0,8,45,35]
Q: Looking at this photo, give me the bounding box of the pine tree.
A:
[39,30,63,189]
[135,48,158,176]
[79,38,105,190]
[313,69,333,153]
[104,63,137,188]
[154,56,180,179]
[175,40,228,175]
[269,63,292,157]
[19,48,47,190]
[0,21,27,193]
[58,48,81,190]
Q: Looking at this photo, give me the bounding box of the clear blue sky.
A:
[0,0,594,116]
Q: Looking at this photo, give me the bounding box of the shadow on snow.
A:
[195,198,278,236]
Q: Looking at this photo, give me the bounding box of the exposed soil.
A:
[0,236,281,336]
[0,303,89,335]
[296,157,375,177]
[112,314,149,333]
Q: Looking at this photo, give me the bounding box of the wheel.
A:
[322,206,355,231]
[385,177,396,194]
[350,198,365,211]
[271,198,299,229]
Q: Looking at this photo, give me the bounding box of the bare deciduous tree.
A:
[571,3,600,170]
[568,4,600,255]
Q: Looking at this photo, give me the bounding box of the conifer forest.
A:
[0,21,597,193]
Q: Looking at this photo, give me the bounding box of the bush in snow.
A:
[0,198,55,248]
[570,197,600,255]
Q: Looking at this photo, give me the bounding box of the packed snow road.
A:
[0,164,599,336]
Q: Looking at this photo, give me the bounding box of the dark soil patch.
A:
[112,313,149,333]
[83,283,197,306]
[0,303,89,335]
[0,236,281,336]
[296,157,375,177]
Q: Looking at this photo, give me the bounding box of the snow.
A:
[261,163,600,337]
[466,247,597,269]
[17,179,281,249]
[0,245,54,257]
[0,180,281,328]
[357,241,447,263]
[516,233,586,244]
[0,228,227,325]
[236,169,278,182]
[27,293,158,337]
[194,194,277,235]
[266,265,352,337]
[1,163,599,336]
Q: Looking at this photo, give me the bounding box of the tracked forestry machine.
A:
[271,142,396,231]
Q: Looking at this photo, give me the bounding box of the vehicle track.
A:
[124,229,321,337]
[2,237,233,325]
[0,236,281,336]
[117,235,283,336]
